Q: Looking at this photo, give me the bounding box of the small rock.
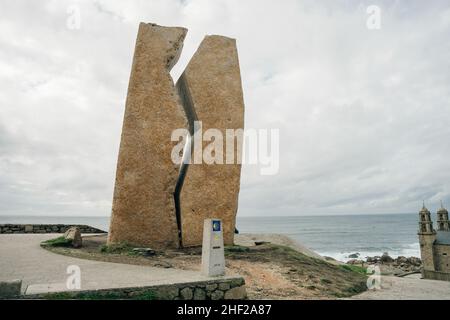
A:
[211,290,224,300]
[63,227,82,248]
[193,288,206,300]
[218,283,230,291]
[396,256,408,264]
[155,287,179,300]
[132,248,156,256]
[206,283,218,292]
[254,241,270,246]
[348,253,360,259]
[407,257,422,266]
[230,278,245,288]
[180,287,193,300]
[154,262,172,268]
[224,286,247,300]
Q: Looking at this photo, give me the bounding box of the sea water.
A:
[0,213,420,262]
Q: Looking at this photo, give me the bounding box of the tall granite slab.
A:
[176,36,245,247]
[108,23,188,249]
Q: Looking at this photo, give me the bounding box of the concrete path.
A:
[351,275,450,300]
[0,234,230,295]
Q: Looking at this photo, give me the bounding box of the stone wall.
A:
[418,233,436,271]
[422,269,450,282]
[24,277,247,300]
[434,244,450,272]
[0,224,106,234]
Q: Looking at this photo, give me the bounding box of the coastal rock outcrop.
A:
[346,253,422,275]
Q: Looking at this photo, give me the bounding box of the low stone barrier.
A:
[24,277,247,300]
[422,269,450,282]
[0,224,106,234]
[0,280,22,299]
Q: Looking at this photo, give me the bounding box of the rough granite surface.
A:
[108,23,188,249]
[176,35,245,247]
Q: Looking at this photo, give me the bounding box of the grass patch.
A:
[225,243,368,298]
[99,242,137,255]
[225,245,251,254]
[339,264,367,275]
[344,281,368,294]
[40,236,72,248]
[332,280,368,298]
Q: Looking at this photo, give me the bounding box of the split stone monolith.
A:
[108,23,188,249]
[176,35,245,247]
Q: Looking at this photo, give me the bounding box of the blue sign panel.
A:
[212,220,221,232]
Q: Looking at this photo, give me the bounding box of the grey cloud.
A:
[0,0,449,217]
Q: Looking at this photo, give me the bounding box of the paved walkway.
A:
[0,234,229,295]
[351,274,450,300]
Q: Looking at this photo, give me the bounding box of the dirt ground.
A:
[44,234,367,299]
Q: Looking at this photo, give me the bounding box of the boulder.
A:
[407,257,422,266]
[63,227,82,248]
[380,252,394,263]
[367,256,381,263]
[348,253,360,259]
[396,256,408,264]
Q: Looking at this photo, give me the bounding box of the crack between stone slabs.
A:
[174,72,199,248]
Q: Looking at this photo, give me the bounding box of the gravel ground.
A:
[350,274,450,300]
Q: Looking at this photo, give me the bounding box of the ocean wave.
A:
[318,242,420,262]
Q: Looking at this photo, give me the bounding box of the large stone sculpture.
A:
[108,23,245,249]
[176,36,245,247]
[108,23,188,249]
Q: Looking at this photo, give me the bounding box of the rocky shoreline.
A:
[346,252,422,275]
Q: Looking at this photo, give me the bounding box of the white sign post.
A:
[201,218,225,277]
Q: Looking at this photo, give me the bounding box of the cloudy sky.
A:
[0,0,449,217]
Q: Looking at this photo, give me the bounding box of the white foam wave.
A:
[318,242,420,263]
